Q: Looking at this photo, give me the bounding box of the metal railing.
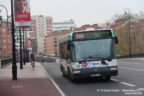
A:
[0,58,12,68]
[117,53,144,59]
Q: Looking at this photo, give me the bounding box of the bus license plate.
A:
[91,74,101,77]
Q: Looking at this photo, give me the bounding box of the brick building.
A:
[114,13,144,55]
[0,22,12,59]
[45,24,101,56]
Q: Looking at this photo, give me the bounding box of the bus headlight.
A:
[110,66,117,71]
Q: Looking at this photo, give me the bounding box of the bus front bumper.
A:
[72,66,118,78]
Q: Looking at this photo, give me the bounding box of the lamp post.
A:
[22,27,26,65]
[124,8,131,58]
[0,16,2,62]
[0,5,9,30]
[11,0,17,80]
[0,16,2,26]
[19,27,23,69]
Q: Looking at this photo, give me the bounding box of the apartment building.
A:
[53,19,76,32]
[30,15,53,54]
[0,22,12,59]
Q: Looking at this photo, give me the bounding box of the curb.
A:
[39,62,65,96]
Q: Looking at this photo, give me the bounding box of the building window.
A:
[3,39,6,43]
[4,50,7,54]
[8,40,11,42]
[3,34,6,37]
[3,23,6,26]
[3,28,6,32]
[4,45,6,48]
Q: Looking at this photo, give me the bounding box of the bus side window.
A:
[114,36,118,44]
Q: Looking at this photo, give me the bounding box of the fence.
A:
[35,55,56,62]
[117,53,144,59]
[0,58,12,68]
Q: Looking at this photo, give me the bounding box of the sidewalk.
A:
[0,62,62,96]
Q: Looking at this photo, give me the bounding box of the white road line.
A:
[49,76,66,96]
[111,78,119,82]
[119,62,142,65]
[119,67,144,72]
[111,78,137,87]
[40,63,66,96]
[111,78,136,87]
[119,62,131,64]
[120,82,136,87]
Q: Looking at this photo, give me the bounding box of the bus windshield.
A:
[73,39,116,61]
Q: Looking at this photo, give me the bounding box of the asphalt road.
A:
[42,59,144,96]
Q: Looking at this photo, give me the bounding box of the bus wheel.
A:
[105,76,111,81]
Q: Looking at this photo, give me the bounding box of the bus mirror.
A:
[67,43,74,50]
[71,43,75,47]
[114,36,118,44]
[67,43,71,50]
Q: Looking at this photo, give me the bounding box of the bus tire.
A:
[105,76,111,81]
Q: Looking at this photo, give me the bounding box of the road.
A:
[42,59,144,96]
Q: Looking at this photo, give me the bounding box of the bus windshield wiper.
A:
[84,55,103,60]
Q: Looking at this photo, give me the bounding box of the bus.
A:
[59,29,118,81]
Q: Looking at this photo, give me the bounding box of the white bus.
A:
[59,29,118,81]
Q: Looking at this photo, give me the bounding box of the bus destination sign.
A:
[73,30,112,40]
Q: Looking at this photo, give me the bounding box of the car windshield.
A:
[73,39,116,61]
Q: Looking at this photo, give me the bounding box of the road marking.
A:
[120,82,136,87]
[12,85,23,88]
[119,67,144,72]
[111,78,137,87]
[119,62,142,65]
[111,78,119,82]
[40,63,66,96]
[49,76,66,96]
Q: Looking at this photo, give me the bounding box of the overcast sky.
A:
[0,0,144,26]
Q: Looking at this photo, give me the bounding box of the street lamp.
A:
[22,27,26,65]
[124,8,131,58]
[0,16,2,26]
[19,27,23,69]
[11,0,17,80]
[0,5,9,30]
[0,2,17,80]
